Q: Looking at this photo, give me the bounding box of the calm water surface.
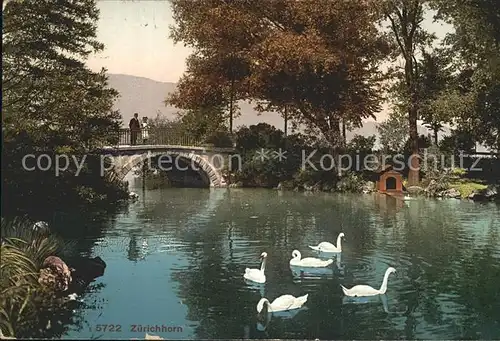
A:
[61,188,500,340]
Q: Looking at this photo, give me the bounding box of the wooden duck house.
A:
[375,165,403,194]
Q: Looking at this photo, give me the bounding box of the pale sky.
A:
[87,0,192,82]
[87,0,454,83]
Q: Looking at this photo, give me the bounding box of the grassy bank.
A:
[448,180,488,198]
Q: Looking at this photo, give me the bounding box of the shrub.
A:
[204,131,234,147]
[293,168,336,188]
[336,172,366,193]
[451,167,467,177]
[0,217,74,338]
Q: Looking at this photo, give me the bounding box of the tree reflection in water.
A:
[74,188,500,339]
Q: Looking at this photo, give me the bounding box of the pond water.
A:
[60,188,500,340]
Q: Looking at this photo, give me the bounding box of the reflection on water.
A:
[59,188,500,340]
[289,253,343,280]
[244,280,266,297]
[342,293,392,314]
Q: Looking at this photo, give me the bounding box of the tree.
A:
[232,123,307,187]
[148,109,231,146]
[2,0,126,216]
[377,110,409,154]
[416,49,454,144]
[431,0,500,151]
[382,0,435,185]
[165,39,247,133]
[404,133,431,154]
[168,0,389,162]
[2,0,121,152]
[347,135,377,154]
[439,128,476,155]
[176,107,228,142]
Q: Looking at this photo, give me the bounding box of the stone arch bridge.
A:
[100,145,238,188]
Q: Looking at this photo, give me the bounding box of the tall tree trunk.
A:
[326,118,342,174]
[342,117,347,147]
[408,104,420,185]
[229,77,234,134]
[433,128,438,145]
[284,105,288,137]
[406,48,420,186]
[385,1,424,186]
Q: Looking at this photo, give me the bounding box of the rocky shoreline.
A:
[406,182,499,201]
[38,255,107,297]
[227,180,500,202]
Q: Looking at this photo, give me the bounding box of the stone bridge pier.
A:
[100,145,239,188]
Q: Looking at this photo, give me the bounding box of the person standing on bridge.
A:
[141,116,149,145]
[129,113,141,145]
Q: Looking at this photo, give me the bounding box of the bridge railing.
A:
[116,128,236,148]
[117,128,203,146]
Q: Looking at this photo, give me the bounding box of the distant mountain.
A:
[107,73,444,144]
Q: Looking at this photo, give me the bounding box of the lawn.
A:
[448,179,488,198]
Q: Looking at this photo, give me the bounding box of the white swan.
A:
[243,252,267,283]
[309,233,345,253]
[256,294,308,313]
[289,250,333,267]
[340,267,396,297]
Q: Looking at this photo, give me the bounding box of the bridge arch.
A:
[111,151,224,187]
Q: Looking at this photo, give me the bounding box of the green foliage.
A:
[228,123,377,192]
[234,151,286,188]
[423,173,452,197]
[450,168,467,177]
[449,180,488,198]
[1,145,129,218]
[439,128,476,155]
[168,0,390,152]
[346,135,377,154]
[404,134,432,155]
[204,131,234,148]
[148,109,232,147]
[420,144,446,179]
[416,49,455,143]
[2,0,121,150]
[289,168,337,191]
[234,124,284,152]
[231,123,307,187]
[2,0,127,218]
[430,0,500,151]
[377,111,409,154]
[0,217,74,338]
[383,0,436,184]
[419,145,458,196]
[335,171,367,193]
[147,113,195,145]
[176,107,228,142]
[228,123,384,191]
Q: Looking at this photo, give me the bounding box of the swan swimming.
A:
[309,233,345,253]
[243,252,267,283]
[340,267,396,297]
[256,294,308,313]
[289,250,333,267]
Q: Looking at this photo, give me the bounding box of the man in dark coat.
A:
[129,113,141,145]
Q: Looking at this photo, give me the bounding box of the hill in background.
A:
[107,73,446,144]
